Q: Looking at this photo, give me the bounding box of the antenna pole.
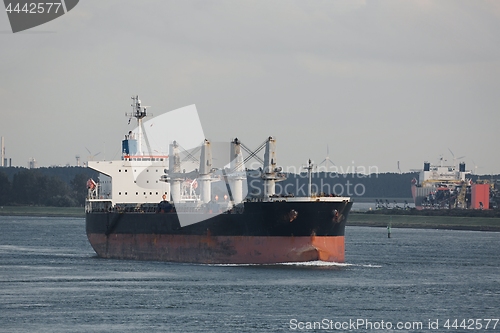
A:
[303,159,314,197]
[129,95,149,155]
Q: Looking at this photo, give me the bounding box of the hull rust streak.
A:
[87,234,345,264]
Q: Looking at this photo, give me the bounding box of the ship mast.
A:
[228,138,245,204]
[198,139,213,204]
[127,95,149,155]
[303,159,314,197]
[262,136,285,200]
[168,141,183,202]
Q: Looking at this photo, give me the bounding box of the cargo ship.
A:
[411,159,494,210]
[85,97,352,264]
[411,159,469,209]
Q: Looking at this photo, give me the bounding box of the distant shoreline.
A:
[348,213,500,232]
[1,206,500,232]
[0,206,84,218]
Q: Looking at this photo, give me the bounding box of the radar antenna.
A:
[126,95,153,156]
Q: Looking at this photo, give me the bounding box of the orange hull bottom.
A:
[87,234,345,264]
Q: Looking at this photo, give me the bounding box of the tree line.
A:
[0,166,498,206]
[245,171,419,198]
[0,167,96,207]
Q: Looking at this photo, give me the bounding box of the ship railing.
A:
[85,199,112,213]
[86,200,245,214]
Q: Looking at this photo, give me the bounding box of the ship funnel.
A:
[122,131,138,157]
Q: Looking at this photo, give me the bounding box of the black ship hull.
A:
[86,200,352,264]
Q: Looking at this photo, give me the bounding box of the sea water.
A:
[0,216,499,332]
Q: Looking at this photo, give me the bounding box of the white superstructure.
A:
[87,96,170,207]
[418,160,467,187]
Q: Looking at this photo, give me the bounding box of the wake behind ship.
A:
[85,97,352,264]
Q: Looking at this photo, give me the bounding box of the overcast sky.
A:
[1,0,499,174]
